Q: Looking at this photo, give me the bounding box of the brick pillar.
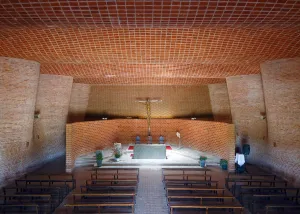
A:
[261,58,300,185]
[0,57,40,187]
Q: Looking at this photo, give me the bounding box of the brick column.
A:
[0,57,40,187]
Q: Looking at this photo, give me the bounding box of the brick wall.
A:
[68,83,90,123]
[208,83,232,123]
[0,57,40,187]
[66,119,235,171]
[226,74,268,165]
[66,120,119,172]
[33,74,73,165]
[261,58,300,185]
[86,85,213,119]
[181,120,236,171]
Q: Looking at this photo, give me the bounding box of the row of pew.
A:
[226,171,300,214]
[162,168,244,214]
[0,174,75,213]
[63,168,139,213]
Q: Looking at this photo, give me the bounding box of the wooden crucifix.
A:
[136,98,162,136]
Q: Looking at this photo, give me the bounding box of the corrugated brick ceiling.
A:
[1,0,300,85]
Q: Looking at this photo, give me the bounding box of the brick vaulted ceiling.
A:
[1,1,300,85]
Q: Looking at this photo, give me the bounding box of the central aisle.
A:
[135,168,168,214]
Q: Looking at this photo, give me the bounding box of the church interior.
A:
[0,1,300,213]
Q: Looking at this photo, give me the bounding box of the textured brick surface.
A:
[0,57,40,187]
[261,58,300,185]
[2,1,300,28]
[208,83,232,123]
[86,85,212,119]
[68,83,90,123]
[66,120,118,172]
[33,74,73,166]
[226,74,268,166]
[1,2,300,85]
[66,119,235,171]
[1,27,300,85]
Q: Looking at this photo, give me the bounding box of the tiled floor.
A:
[134,168,168,214]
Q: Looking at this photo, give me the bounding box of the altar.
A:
[133,144,167,159]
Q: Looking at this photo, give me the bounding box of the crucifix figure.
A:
[137,98,162,136]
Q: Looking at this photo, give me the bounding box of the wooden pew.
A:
[0,204,39,214]
[240,186,299,195]
[164,180,218,188]
[167,195,235,202]
[239,187,300,205]
[226,178,287,188]
[86,179,138,186]
[250,195,300,213]
[24,173,74,180]
[3,186,64,202]
[163,174,212,181]
[72,192,136,203]
[227,172,277,180]
[91,168,139,180]
[266,204,300,214]
[91,172,139,180]
[166,187,226,197]
[65,203,135,214]
[168,203,244,214]
[92,168,139,177]
[92,167,139,172]
[15,178,76,190]
[162,168,210,177]
[0,194,52,213]
[226,179,288,195]
[80,185,137,193]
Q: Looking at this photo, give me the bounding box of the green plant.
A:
[220,159,228,165]
[115,153,121,158]
[199,156,207,161]
[96,152,103,161]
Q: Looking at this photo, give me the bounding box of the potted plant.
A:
[199,156,207,167]
[114,152,121,162]
[220,159,228,170]
[96,151,103,167]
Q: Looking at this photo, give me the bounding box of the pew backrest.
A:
[15,179,76,190]
[80,185,137,193]
[162,168,210,176]
[168,204,244,214]
[91,172,139,180]
[166,187,226,196]
[0,204,39,214]
[164,180,218,188]
[163,174,212,181]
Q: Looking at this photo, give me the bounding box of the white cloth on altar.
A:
[235,153,245,166]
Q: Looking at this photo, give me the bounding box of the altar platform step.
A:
[101,163,201,167]
[74,144,221,168]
